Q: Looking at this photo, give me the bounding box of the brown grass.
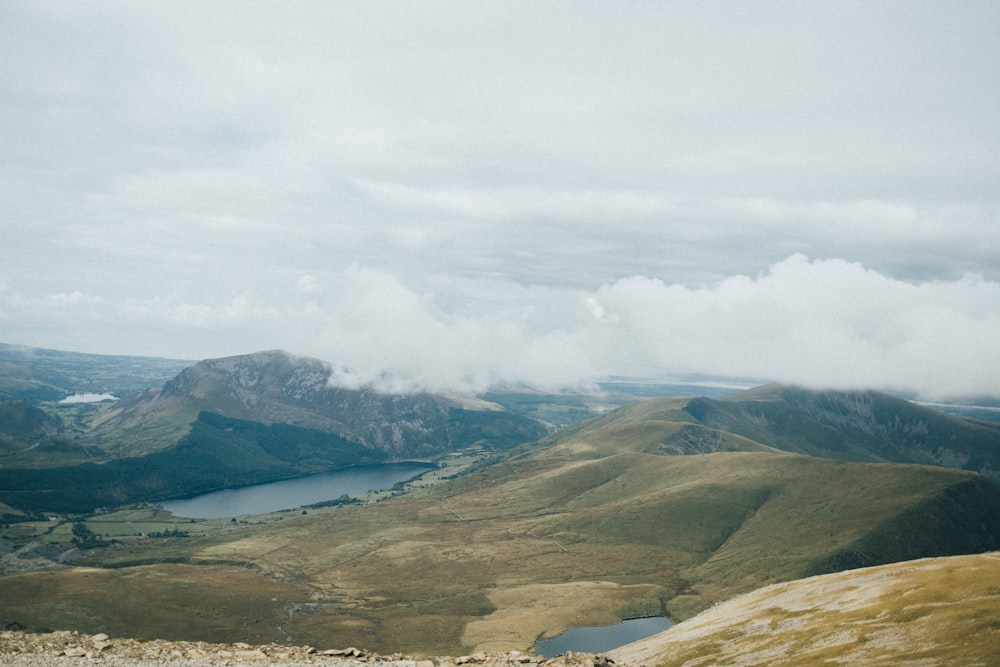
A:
[611,552,1000,666]
[1,447,994,656]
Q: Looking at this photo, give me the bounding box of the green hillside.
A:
[3,434,998,655]
[537,387,1000,481]
[0,412,388,513]
[3,362,1000,656]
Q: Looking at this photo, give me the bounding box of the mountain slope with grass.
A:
[536,386,1000,480]
[0,351,548,514]
[611,551,1000,666]
[3,362,1000,656]
[4,431,998,654]
[89,350,548,459]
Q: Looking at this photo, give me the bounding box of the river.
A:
[160,462,434,519]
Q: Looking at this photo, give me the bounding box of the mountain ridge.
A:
[3,346,1000,656]
[531,385,1000,481]
[91,350,547,459]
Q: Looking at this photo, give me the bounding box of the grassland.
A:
[611,551,1000,666]
[3,439,997,656]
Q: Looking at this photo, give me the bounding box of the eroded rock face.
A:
[0,541,73,574]
[0,630,629,667]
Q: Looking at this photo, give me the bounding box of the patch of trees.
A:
[306,494,363,509]
[145,527,190,538]
[70,520,115,548]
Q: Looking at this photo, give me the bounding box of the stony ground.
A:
[0,631,624,667]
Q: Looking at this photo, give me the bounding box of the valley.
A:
[1,344,1000,661]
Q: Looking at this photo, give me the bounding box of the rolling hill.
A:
[611,551,1000,666]
[538,385,1000,480]
[2,347,999,656]
[3,413,998,654]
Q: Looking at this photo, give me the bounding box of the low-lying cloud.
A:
[4,255,997,400]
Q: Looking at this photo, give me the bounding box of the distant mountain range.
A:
[2,345,1000,513]
[543,384,1000,482]
[1,344,999,655]
[0,343,192,402]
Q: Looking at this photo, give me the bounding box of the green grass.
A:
[3,402,999,656]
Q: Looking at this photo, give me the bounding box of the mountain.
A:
[0,350,549,513]
[611,551,1000,666]
[89,350,548,458]
[538,385,1000,481]
[4,411,998,654]
[3,352,1000,655]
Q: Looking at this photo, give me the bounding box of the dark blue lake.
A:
[534,616,673,657]
[160,462,433,519]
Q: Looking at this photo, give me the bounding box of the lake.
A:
[534,616,673,657]
[160,462,434,519]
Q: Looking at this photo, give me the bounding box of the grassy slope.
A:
[3,392,999,655]
[3,443,997,655]
[0,412,386,513]
[713,385,1000,478]
[611,551,1000,666]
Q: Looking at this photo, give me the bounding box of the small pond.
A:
[161,462,433,519]
[534,616,673,657]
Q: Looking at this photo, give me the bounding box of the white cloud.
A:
[579,256,1000,399]
[1,3,999,399]
[1,255,997,399]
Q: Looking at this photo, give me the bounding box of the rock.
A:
[90,632,110,642]
[236,648,268,660]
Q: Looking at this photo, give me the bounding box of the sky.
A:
[2,1,999,399]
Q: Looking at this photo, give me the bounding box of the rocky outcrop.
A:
[0,540,74,574]
[0,630,626,667]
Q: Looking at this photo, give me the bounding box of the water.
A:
[534,617,673,657]
[161,462,433,519]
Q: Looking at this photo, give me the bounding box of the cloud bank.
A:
[3,255,997,400]
[2,3,998,400]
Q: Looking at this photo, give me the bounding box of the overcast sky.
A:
[2,1,999,399]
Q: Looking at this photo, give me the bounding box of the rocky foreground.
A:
[0,631,626,667]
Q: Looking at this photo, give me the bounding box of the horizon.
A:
[10,340,1000,410]
[2,3,998,400]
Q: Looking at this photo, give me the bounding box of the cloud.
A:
[1,3,999,401]
[5,255,996,400]
[579,255,1000,399]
